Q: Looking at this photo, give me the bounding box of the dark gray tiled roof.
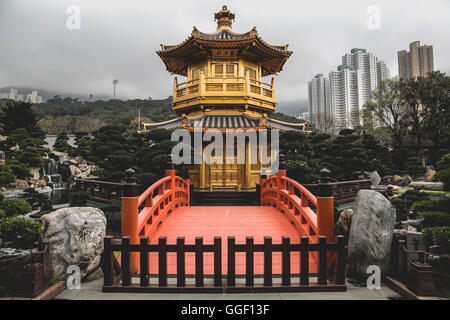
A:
[143,118,181,131]
[191,115,259,128]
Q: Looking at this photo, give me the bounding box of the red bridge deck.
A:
[147,206,317,275]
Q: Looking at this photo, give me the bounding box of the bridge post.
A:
[166,170,176,211]
[185,178,190,205]
[317,168,334,243]
[122,168,139,274]
[276,170,286,210]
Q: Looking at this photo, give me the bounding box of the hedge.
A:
[0,217,42,248]
[0,199,32,217]
[420,211,450,230]
[412,198,450,214]
[422,226,450,247]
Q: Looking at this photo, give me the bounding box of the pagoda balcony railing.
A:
[173,75,275,107]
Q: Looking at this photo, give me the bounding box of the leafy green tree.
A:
[364,79,408,150]
[0,100,44,138]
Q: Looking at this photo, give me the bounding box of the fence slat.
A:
[300,236,309,285]
[177,237,185,287]
[336,236,346,285]
[214,237,222,287]
[195,237,204,287]
[121,237,131,286]
[158,237,167,287]
[264,237,272,286]
[140,237,149,287]
[227,237,236,287]
[246,237,254,287]
[318,236,327,285]
[103,236,113,286]
[282,236,290,286]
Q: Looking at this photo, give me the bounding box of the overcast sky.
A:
[0,0,449,113]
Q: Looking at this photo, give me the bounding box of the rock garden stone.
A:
[41,207,106,281]
[370,171,381,186]
[348,190,397,282]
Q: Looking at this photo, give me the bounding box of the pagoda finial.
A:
[214,5,235,30]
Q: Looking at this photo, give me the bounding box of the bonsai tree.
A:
[433,153,450,191]
[404,156,424,179]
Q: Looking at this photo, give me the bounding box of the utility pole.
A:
[138,107,141,131]
[112,79,119,98]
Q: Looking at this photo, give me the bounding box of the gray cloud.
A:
[1,0,449,114]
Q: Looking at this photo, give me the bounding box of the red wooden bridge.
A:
[103,169,346,293]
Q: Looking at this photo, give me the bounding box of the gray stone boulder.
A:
[370,171,381,186]
[348,190,397,282]
[41,207,106,281]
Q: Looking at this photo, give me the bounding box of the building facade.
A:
[308,74,331,130]
[308,48,390,130]
[0,88,43,103]
[398,41,434,79]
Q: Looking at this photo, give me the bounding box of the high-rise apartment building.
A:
[308,48,390,131]
[329,66,363,129]
[398,41,434,79]
[308,74,331,129]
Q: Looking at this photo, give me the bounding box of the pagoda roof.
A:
[141,114,308,133]
[157,6,292,77]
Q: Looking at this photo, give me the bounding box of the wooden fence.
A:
[303,179,371,204]
[103,235,346,293]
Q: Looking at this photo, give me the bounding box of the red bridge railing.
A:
[260,170,334,243]
[121,169,190,273]
[260,170,335,270]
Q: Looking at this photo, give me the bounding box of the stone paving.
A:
[55,279,403,300]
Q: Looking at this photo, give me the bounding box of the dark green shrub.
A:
[0,217,42,248]
[0,165,16,186]
[420,212,450,229]
[391,190,430,222]
[69,191,89,206]
[412,198,450,213]
[0,193,4,203]
[0,209,5,219]
[5,159,30,179]
[422,226,450,246]
[391,198,409,222]
[433,169,450,192]
[404,156,424,178]
[0,199,32,217]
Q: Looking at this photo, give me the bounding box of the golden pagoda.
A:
[143,5,309,193]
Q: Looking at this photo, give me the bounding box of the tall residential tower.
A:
[398,41,434,79]
[308,48,390,130]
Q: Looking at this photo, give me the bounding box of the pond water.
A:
[44,135,76,150]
